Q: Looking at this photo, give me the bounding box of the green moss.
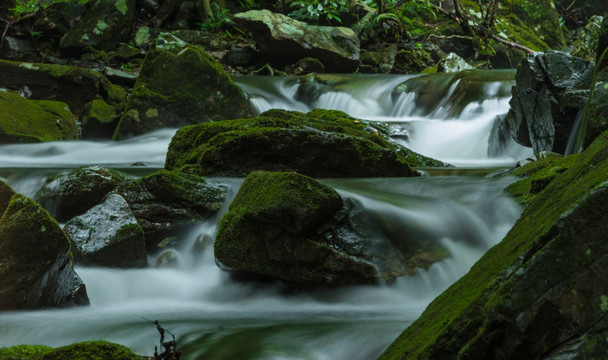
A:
[41,341,142,360]
[0,345,53,360]
[0,91,77,143]
[380,129,608,359]
[505,153,580,207]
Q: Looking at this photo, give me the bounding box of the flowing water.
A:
[0,71,531,359]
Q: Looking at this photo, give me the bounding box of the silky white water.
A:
[0,71,529,359]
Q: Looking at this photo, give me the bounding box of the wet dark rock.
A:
[233,10,360,72]
[165,108,443,178]
[0,180,89,310]
[500,51,594,154]
[285,57,325,75]
[35,166,127,222]
[360,44,397,74]
[64,194,147,268]
[223,46,260,67]
[114,169,226,249]
[113,33,254,140]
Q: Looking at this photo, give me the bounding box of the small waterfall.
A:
[236,71,533,167]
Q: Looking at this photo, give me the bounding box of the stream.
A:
[0,71,532,359]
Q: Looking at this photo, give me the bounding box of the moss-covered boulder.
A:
[0,90,77,144]
[0,59,124,114]
[0,181,88,310]
[380,128,608,359]
[59,0,135,52]
[113,33,254,140]
[233,10,360,72]
[80,99,118,139]
[215,171,377,287]
[584,71,608,147]
[35,166,127,223]
[0,341,142,360]
[114,169,226,249]
[165,109,442,178]
[64,194,147,268]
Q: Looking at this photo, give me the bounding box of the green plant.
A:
[11,0,90,17]
[197,2,231,31]
[288,0,350,24]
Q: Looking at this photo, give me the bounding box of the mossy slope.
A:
[380,128,608,359]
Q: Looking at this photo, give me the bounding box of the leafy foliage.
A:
[197,2,232,31]
[11,0,89,16]
[288,0,350,24]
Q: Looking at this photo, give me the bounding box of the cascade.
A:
[0,71,531,359]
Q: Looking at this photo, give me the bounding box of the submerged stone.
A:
[165,109,442,178]
[114,169,226,249]
[64,193,147,268]
[0,181,88,310]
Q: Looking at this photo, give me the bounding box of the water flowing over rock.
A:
[35,166,127,222]
[165,109,442,178]
[113,33,254,140]
[114,169,226,249]
[215,171,377,287]
[0,90,77,144]
[59,0,136,52]
[500,51,595,154]
[0,59,125,115]
[0,181,88,310]
[64,194,147,268]
[380,129,608,360]
[233,10,360,72]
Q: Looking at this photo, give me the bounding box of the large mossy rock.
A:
[215,170,377,287]
[64,194,147,268]
[35,166,127,223]
[0,90,77,143]
[114,169,226,249]
[500,0,566,50]
[113,33,254,140]
[0,59,124,114]
[380,129,608,359]
[233,10,360,72]
[501,51,594,154]
[0,341,142,360]
[0,181,88,310]
[59,0,136,52]
[165,109,441,178]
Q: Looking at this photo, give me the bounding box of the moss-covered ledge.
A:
[380,128,608,359]
[0,341,143,360]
